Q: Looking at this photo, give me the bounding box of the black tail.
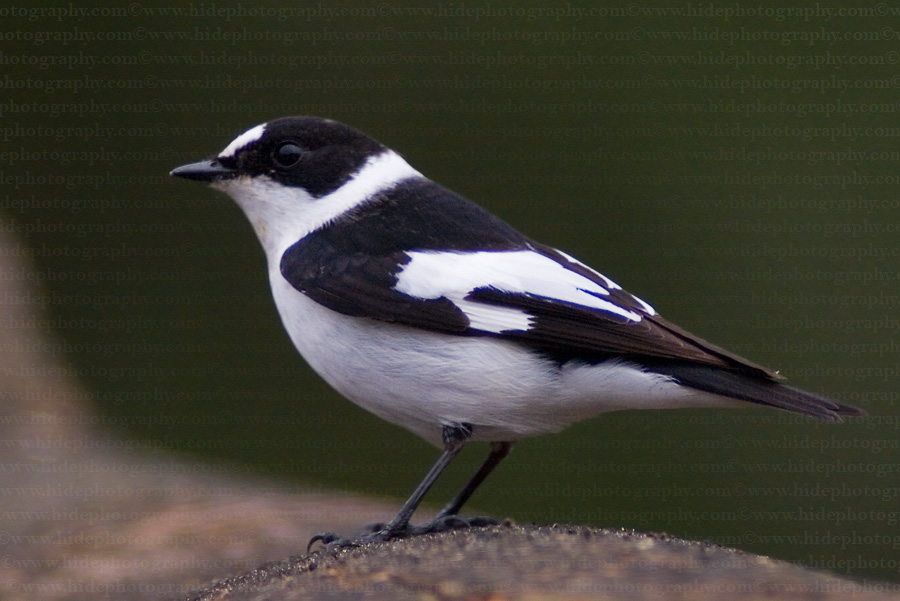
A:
[649,363,865,422]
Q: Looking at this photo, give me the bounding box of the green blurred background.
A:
[3,0,898,583]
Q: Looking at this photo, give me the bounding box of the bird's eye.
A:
[272,142,303,168]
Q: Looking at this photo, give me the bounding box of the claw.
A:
[307,532,355,554]
[307,525,405,554]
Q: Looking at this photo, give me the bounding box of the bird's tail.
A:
[650,363,865,422]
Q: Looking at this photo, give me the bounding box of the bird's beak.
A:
[170,159,236,182]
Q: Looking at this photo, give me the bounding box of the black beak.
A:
[170,159,236,182]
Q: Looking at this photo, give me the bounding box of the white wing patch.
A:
[629,294,657,316]
[558,250,656,316]
[452,299,532,333]
[218,123,267,159]
[394,250,643,333]
[556,250,620,290]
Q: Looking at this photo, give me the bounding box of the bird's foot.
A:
[409,513,500,535]
[306,522,406,554]
[307,515,501,553]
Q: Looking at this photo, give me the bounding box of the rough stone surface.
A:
[188,524,894,601]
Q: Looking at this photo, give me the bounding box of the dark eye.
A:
[272,142,303,168]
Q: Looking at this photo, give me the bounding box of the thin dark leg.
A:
[434,440,514,520]
[380,423,470,533]
[307,423,471,551]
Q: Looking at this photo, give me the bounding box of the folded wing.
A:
[281,231,863,421]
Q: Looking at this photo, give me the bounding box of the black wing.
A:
[280,191,772,375]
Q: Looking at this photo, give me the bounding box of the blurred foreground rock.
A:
[0,226,893,601]
[0,227,394,600]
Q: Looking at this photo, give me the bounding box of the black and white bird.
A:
[171,116,863,546]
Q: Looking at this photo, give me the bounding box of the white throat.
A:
[213,150,423,265]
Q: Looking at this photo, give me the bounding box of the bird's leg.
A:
[308,423,471,551]
[413,440,514,533]
[379,423,471,533]
[434,440,513,520]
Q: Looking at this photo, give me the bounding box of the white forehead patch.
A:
[218,123,267,159]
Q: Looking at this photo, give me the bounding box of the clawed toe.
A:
[307,525,408,553]
[307,532,355,553]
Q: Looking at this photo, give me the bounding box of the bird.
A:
[171,116,864,548]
